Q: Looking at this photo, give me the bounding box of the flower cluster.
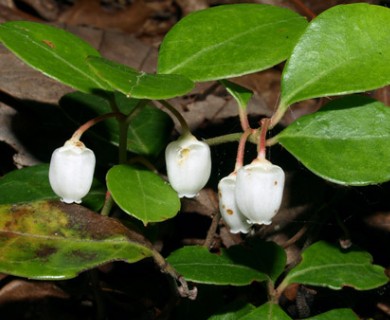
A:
[49,132,212,204]
[49,119,284,234]
[219,159,285,234]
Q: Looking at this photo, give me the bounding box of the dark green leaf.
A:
[167,246,267,285]
[276,96,390,185]
[280,4,390,107]
[282,241,388,290]
[106,165,180,225]
[227,239,286,282]
[208,302,255,320]
[220,80,253,110]
[60,92,173,156]
[158,4,308,81]
[0,201,153,279]
[0,21,107,93]
[305,309,358,320]
[241,302,291,320]
[86,56,194,99]
[0,164,104,211]
[166,242,284,286]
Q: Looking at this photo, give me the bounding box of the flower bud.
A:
[218,174,251,234]
[235,159,284,225]
[165,134,211,198]
[49,139,96,204]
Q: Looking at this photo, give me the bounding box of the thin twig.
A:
[100,191,114,217]
[288,0,316,19]
[203,212,221,249]
[152,249,198,300]
[203,189,221,249]
[282,225,308,248]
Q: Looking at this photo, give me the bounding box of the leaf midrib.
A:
[3,25,105,90]
[172,261,262,271]
[281,42,389,106]
[286,262,373,283]
[0,230,135,243]
[164,17,299,74]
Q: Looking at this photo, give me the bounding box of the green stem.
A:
[160,100,190,135]
[107,93,120,113]
[266,135,279,147]
[119,99,148,164]
[274,278,289,301]
[204,131,260,146]
[238,105,250,131]
[205,133,241,145]
[267,280,278,304]
[125,99,148,125]
[269,102,288,129]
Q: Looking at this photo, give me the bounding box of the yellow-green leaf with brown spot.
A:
[0,201,153,279]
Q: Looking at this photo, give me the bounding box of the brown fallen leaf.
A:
[175,0,208,15]
[58,0,171,34]
[0,101,41,168]
[0,279,69,304]
[365,211,390,232]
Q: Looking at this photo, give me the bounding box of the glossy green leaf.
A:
[228,239,286,283]
[0,21,107,93]
[276,96,390,185]
[167,240,285,286]
[0,164,104,211]
[106,165,180,225]
[167,246,267,285]
[60,92,173,156]
[280,4,390,108]
[306,309,358,320]
[241,302,291,320]
[220,80,253,110]
[86,56,194,99]
[158,4,308,81]
[208,302,255,320]
[282,241,388,290]
[0,201,153,279]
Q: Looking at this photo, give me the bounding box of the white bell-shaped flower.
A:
[235,159,284,225]
[165,133,211,198]
[49,139,96,204]
[218,174,251,234]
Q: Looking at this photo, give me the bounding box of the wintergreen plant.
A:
[0,3,389,319]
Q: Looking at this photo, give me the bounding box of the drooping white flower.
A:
[218,174,251,234]
[235,159,285,225]
[49,139,96,204]
[165,133,211,198]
